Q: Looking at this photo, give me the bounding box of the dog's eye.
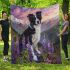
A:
[37,21,39,24]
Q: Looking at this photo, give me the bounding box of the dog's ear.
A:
[36,11,42,20]
[27,14,34,18]
[27,14,36,22]
[36,11,41,15]
[27,14,33,22]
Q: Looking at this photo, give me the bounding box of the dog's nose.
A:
[37,21,39,24]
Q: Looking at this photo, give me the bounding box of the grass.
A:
[0,41,70,70]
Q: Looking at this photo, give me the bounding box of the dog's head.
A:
[35,11,42,24]
[27,14,36,25]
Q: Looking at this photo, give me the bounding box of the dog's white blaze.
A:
[33,23,41,55]
[34,24,41,42]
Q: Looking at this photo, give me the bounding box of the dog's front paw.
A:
[33,55,38,61]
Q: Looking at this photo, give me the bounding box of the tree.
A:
[62,0,69,14]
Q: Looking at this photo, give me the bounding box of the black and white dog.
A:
[19,11,42,61]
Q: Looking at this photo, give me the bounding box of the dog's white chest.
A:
[34,24,41,34]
